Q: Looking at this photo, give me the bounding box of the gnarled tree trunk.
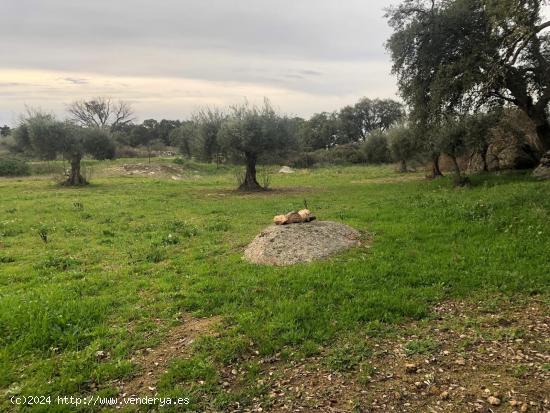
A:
[449,154,470,187]
[531,110,550,153]
[65,153,87,186]
[239,153,263,191]
[398,159,407,173]
[432,154,443,177]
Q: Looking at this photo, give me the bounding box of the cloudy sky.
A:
[0,0,399,126]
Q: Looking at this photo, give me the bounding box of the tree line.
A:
[1,97,407,189]
[2,0,548,189]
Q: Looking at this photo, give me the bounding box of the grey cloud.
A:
[61,77,89,85]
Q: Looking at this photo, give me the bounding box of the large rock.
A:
[244,221,361,266]
[533,151,550,179]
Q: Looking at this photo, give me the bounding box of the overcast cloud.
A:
[0,0,398,125]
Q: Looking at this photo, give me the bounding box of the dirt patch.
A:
[105,163,190,179]
[118,316,221,397]
[350,174,423,185]
[202,186,320,198]
[214,298,549,412]
[244,221,361,266]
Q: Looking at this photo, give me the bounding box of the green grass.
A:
[0,162,549,411]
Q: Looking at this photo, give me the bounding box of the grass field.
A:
[0,160,549,412]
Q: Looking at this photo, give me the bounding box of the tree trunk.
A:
[450,154,470,187]
[65,153,87,186]
[533,113,550,153]
[432,154,443,177]
[239,153,263,191]
[480,145,489,172]
[398,159,407,173]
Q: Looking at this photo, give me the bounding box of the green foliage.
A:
[82,128,116,160]
[386,0,550,149]
[362,130,391,164]
[387,124,418,167]
[218,100,291,161]
[0,157,30,176]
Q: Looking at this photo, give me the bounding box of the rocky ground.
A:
[106,298,548,412]
[220,297,549,413]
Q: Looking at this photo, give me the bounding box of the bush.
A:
[0,158,30,176]
[362,131,391,164]
[82,128,116,160]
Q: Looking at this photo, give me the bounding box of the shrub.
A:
[362,130,391,164]
[0,158,30,177]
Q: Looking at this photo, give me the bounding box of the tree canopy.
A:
[386,0,550,151]
[218,99,290,191]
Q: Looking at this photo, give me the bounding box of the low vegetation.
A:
[0,161,548,411]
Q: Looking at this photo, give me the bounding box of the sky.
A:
[0,0,399,126]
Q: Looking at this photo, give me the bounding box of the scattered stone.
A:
[455,358,466,366]
[405,363,418,373]
[488,396,501,406]
[440,391,449,400]
[533,151,550,179]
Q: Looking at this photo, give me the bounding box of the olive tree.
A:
[388,124,419,172]
[16,112,115,185]
[217,100,289,191]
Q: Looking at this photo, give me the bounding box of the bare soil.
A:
[104,163,189,179]
[219,298,549,412]
[117,316,221,397]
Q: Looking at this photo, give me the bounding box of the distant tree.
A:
[0,125,10,137]
[434,117,470,185]
[217,99,290,191]
[388,124,418,172]
[386,0,550,155]
[10,123,31,154]
[157,119,181,145]
[68,97,134,132]
[129,124,157,162]
[337,105,363,144]
[170,122,196,157]
[354,98,405,138]
[300,112,339,150]
[335,99,404,144]
[362,130,391,164]
[464,111,501,172]
[82,128,116,160]
[192,108,225,162]
[15,111,115,185]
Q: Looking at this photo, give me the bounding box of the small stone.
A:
[520,404,528,412]
[405,363,417,373]
[488,396,501,406]
[440,391,449,400]
[510,400,519,407]
[455,358,466,366]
